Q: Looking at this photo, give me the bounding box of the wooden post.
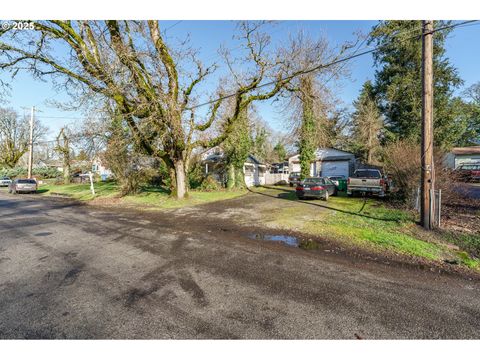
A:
[89,172,95,196]
[27,106,34,179]
[421,20,434,230]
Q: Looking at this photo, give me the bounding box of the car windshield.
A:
[329,176,344,180]
[1,177,10,180]
[17,179,36,184]
[290,172,300,176]
[355,170,381,179]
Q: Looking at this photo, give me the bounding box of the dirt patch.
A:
[442,200,480,236]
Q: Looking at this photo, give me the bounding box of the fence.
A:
[265,173,289,185]
[413,187,442,228]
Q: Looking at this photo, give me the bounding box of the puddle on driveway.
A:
[248,233,299,246]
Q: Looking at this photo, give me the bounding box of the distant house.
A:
[91,156,113,180]
[445,146,480,169]
[288,148,355,178]
[201,148,266,186]
[243,155,267,187]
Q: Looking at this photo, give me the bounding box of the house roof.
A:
[451,146,480,155]
[246,154,264,165]
[288,147,355,161]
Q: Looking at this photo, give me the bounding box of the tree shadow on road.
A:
[249,185,399,222]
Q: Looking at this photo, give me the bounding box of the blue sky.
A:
[1,20,479,139]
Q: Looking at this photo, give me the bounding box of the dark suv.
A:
[288,172,301,187]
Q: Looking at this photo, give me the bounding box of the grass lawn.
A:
[252,186,480,270]
[38,181,247,209]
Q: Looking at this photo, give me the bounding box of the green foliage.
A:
[224,107,253,188]
[0,166,61,179]
[456,82,480,145]
[369,21,464,149]
[298,89,316,179]
[38,181,247,209]
[273,142,287,162]
[199,175,222,192]
[188,160,205,190]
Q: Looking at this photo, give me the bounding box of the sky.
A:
[1,20,479,140]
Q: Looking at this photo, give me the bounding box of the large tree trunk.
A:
[174,159,187,199]
[64,164,70,184]
[63,153,70,184]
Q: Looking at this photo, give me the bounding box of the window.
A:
[17,179,36,184]
[355,170,381,178]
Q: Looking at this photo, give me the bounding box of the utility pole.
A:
[27,106,35,179]
[421,20,434,230]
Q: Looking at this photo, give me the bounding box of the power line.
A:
[162,20,183,34]
[27,20,480,145]
[186,20,478,111]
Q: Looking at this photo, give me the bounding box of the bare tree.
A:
[349,80,384,164]
[0,107,47,168]
[280,32,352,177]
[0,21,306,198]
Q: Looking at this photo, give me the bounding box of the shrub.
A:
[199,175,221,192]
[381,139,421,205]
[188,160,205,190]
[381,139,466,209]
[0,166,61,179]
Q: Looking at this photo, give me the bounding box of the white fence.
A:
[265,173,289,185]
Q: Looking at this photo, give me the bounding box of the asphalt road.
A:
[1,190,479,339]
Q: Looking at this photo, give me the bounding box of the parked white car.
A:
[0,177,12,187]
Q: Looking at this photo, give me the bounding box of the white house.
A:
[91,156,113,180]
[243,155,266,187]
[444,146,480,169]
[201,148,266,186]
[288,148,355,179]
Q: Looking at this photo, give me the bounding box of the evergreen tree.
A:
[273,142,287,162]
[369,21,463,149]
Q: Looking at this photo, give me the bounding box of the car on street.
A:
[0,176,12,187]
[8,178,38,194]
[288,172,301,187]
[295,177,337,201]
[347,169,387,197]
[454,163,480,182]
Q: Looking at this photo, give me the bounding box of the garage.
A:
[321,161,350,178]
[288,148,355,177]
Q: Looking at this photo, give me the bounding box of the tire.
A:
[289,183,293,187]
[323,191,329,201]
